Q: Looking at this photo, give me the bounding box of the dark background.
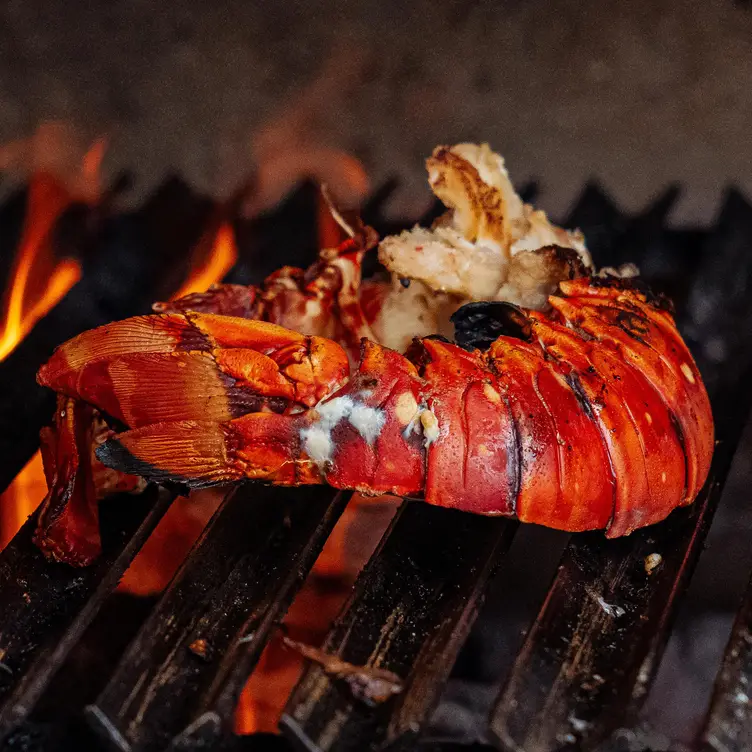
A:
[0,0,750,223]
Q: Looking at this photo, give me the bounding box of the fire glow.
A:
[0,130,108,548]
[172,220,238,300]
[0,176,81,360]
[116,221,240,596]
[0,177,84,549]
[0,111,374,734]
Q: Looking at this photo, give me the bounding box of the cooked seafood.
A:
[34,143,714,565]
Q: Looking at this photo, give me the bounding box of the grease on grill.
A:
[281,635,404,707]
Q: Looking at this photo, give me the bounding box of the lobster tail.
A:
[553,279,713,503]
[38,276,714,548]
[98,409,331,489]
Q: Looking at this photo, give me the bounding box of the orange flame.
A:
[0,177,82,360]
[234,496,399,734]
[0,453,47,551]
[172,221,238,300]
[0,131,105,550]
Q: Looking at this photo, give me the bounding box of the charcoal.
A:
[0,187,27,295]
[565,182,626,268]
[229,182,320,286]
[684,188,752,390]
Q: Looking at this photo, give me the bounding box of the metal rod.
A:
[0,485,175,740]
[698,566,752,752]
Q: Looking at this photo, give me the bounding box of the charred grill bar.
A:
[0,486,175,736]
[700,567,752,751]
[489,191,752,750]
[281,504,516,752]
[87,486,349,752]
[0,179,750,752]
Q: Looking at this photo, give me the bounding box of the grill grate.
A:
[0,180,750,752]
[88,486,348,752]
[700,568,752,750]
[281,502,515,752]
[0,486,175,735]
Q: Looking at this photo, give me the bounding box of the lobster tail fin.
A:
[97,412,320,489]
[96,421,243,489]
[37,312,351,427]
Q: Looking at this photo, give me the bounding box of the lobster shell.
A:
[38,276,714,540]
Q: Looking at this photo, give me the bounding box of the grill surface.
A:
[0,179,750,752]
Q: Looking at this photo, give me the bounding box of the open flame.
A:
[0,102,373,732]
[235,496,398,733]
[172,221,238,300]
[0,129,104,548]
[0,176,81,360]
[0,454,48,551]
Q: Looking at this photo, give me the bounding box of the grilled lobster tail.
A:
[38,277,713,540]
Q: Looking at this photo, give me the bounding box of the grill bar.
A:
[0,485,174,740]
[488,444,743,751]
[281,501,516,752]
[87,485,349,752]
[699,567,752,752]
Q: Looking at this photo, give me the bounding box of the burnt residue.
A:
[94,439,215,491]
[403,338,432,375]
[667,408,690,502]
[402,334,455,378]
[224,373,289,419]
[505,395,522,516]
[614,308,650,344]
[543,244,588,279]
[188,638,213,662]
[590,274,675,314]
[281,636,404,707]
[451,301,533,351]
[177,314,215,352]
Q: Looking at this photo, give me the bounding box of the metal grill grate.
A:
[0,180,750,752]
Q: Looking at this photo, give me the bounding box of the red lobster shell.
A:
[38,276,714,542]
